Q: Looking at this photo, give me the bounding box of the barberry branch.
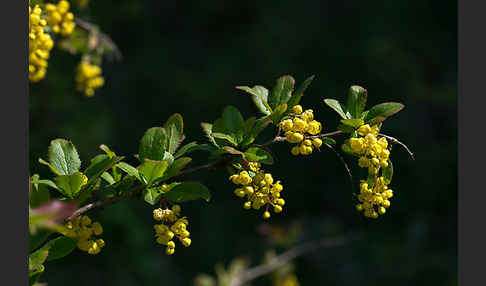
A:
[228,234,361,286]
[255,130,344,148]
[66,156,233,221]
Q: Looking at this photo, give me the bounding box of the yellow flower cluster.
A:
[348,124,395,218]
[229,162,285,219]
[349,124,390,174]
[75,61,105,97]
[63,215,105,255]
[29,4,54,82]
[45,1,76,36]
[280,105,323,156]
[153,204,191,255]
[355,177,393,218]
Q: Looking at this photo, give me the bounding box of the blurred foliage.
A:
[30,0,456,285]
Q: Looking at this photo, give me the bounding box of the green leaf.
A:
[269,104,288,125]
[164,182,211,203]
[99,144,116,158]
[222,106,245,133]
[241,117,271,147]
[178,143,217,156]
[84,155,124,183]
[55,172,86,198]
[382,160,393,184]
[321,137,337,146]
[337,124,356,133]
[29,248,49,271]
[236,85,272,115]
[143,187,164,205]
[340,118,364,128]
[44,236,77,262]
[29,265,44,286]
[38,158,62,176]
[104,175,136,196]
[287,75,315,109]
[162,157,192,180]
[244,147,274,164]
[346,85,368,119]
[116,162,140,180]
[143,182,180,205]
[367,172,377,188]
[278,76,296,105]
[80,155,123,202]
[163,113,184,154]
[222,146,244,156]
[324,99,350,119]
[138,159,169,185]
[201,122,219,147]
[212,132,238,146]
[48,139,81,175]
[269,75,295,108]
[101,172,116,185]
[174,141,198,159]
[162,151,174,165]
[32,177,60,191]
[29,229,52,252]
[360,110,369,119]
[243,117,256,134]
[139,127,168,161]
[363,102,405,124]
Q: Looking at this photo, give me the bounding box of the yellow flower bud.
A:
[291,146,300,155]
[263,211,271,219]
[165,247,175,255]
[349,138,364,154]
[264,173,274,184]
[244,186,254,195]
[234,188,246,198]
[312,138,322,148]
[293,118,307,132]
[181,238,191,247]
[96,239,105,248]
[383,200,391,208]
[292,105,303,115]
[92,222,103,235]
[357,124,371,136]
[280,119,293,131]
[274,205,283,213]
[167,241,175,249]
[243,201,252,209]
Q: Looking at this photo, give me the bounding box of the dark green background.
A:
[30,0,457,285]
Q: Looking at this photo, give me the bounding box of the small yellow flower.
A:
[263,211,271,219]
[312,138,322,148]
[292,105,303,115]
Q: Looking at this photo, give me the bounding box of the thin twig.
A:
[74,18,123,61]
[229,234,361,286]
[378,133,415,160]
